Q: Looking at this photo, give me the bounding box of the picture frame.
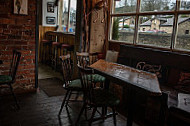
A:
[46,17,56,24]
[47,2,54,13]
[14,0,28,15]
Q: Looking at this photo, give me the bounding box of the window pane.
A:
[175,14,190,50]
[111,16,135,43]
[113,0,137,14]
[180,0,190,10]
[62,0,69,32]
[69,0,76,32]
[138,15,173,47]
[140,0,176,12]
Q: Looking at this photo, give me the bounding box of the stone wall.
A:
[0,0,36,94]
[118,32,190,49]
[178,20,190,35]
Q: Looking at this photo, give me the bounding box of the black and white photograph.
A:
[46,16,56,24]
[47,2,54,13]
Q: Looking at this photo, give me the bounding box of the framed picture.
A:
[46,17,56,24]
[14,0,28,15]
[47,2,54,13]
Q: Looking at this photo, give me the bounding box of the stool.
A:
[41,39,52,63]
[52,42,62,70]
[61,44,74,56]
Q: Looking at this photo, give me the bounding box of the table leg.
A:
[104,78,110,117]
[104,78,110,89]
[127,88,136,126]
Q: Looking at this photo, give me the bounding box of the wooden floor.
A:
[0,64,130,126]
[0,89,128,126]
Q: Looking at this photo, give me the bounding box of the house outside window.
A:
[110,0,190,51]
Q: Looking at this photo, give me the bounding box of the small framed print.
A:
[14,0,28,15]
[46,17,56,24]
[47,2,54,13]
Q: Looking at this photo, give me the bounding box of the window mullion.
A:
[134,0,141,44]
[171,0,180,50]
[67,0,71,32]
[109,0,115,40]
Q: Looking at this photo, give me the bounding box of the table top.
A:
[90,59,162,96]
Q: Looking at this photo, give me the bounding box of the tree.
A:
[123,25,130,28]
[112,18,119,40]
[141,0,171,12]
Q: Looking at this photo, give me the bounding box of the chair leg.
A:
[76,102,87,125]
[101,107,105,121]
[112,107,117,126]
[59,90,69,115]
[65,91,72,107]
[9,84,19,109]
[75,92,79,100]
[89,107,97,126]
[85,104,88,120]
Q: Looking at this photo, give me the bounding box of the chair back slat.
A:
[76,52,90,68]
[9,50,21,83]
[60,54,73,87]
[76,52,99,68]
[78,65,94,101]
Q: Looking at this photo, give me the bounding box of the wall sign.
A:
[14,0,28,15]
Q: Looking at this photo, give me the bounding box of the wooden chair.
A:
[0,50,21,109]
[76,52,105,88]
[58,54,83,115]
[76,66,120,125]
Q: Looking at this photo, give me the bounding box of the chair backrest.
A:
[78,65,94,101]
[105,50,119,63]
[9,50,21,83]
[60,54,73,87]
[76,52,99,68]
[76,52,90,68]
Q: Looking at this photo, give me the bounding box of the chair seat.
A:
[92,74,105,83]
[0,75,12,84]
[61,44,71,48]
[93,89,120,107]
[66,79,82,90]
[42,40,51,45]
[52,42,61,46]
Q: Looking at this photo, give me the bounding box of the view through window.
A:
[111,0,190,51]
[59,0,76,33]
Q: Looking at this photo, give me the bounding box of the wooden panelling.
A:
[38,26,56,62]
[119,44,190,71]
[38,26,76,62]
[90,8,105,54]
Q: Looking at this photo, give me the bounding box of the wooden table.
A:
[90,59,162,126]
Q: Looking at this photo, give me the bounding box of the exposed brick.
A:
[0,0,36,94]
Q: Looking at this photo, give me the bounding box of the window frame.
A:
[109,0,190,52]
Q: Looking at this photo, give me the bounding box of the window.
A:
[110,0,190,51]
[185,30,189,34]
[58,0,76,33]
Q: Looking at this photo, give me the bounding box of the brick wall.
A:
[0,0,36,94]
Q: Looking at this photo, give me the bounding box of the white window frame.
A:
[109,0,190,51]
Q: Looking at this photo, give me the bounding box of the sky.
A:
[63,0,76,9]
[115,0,190,8]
